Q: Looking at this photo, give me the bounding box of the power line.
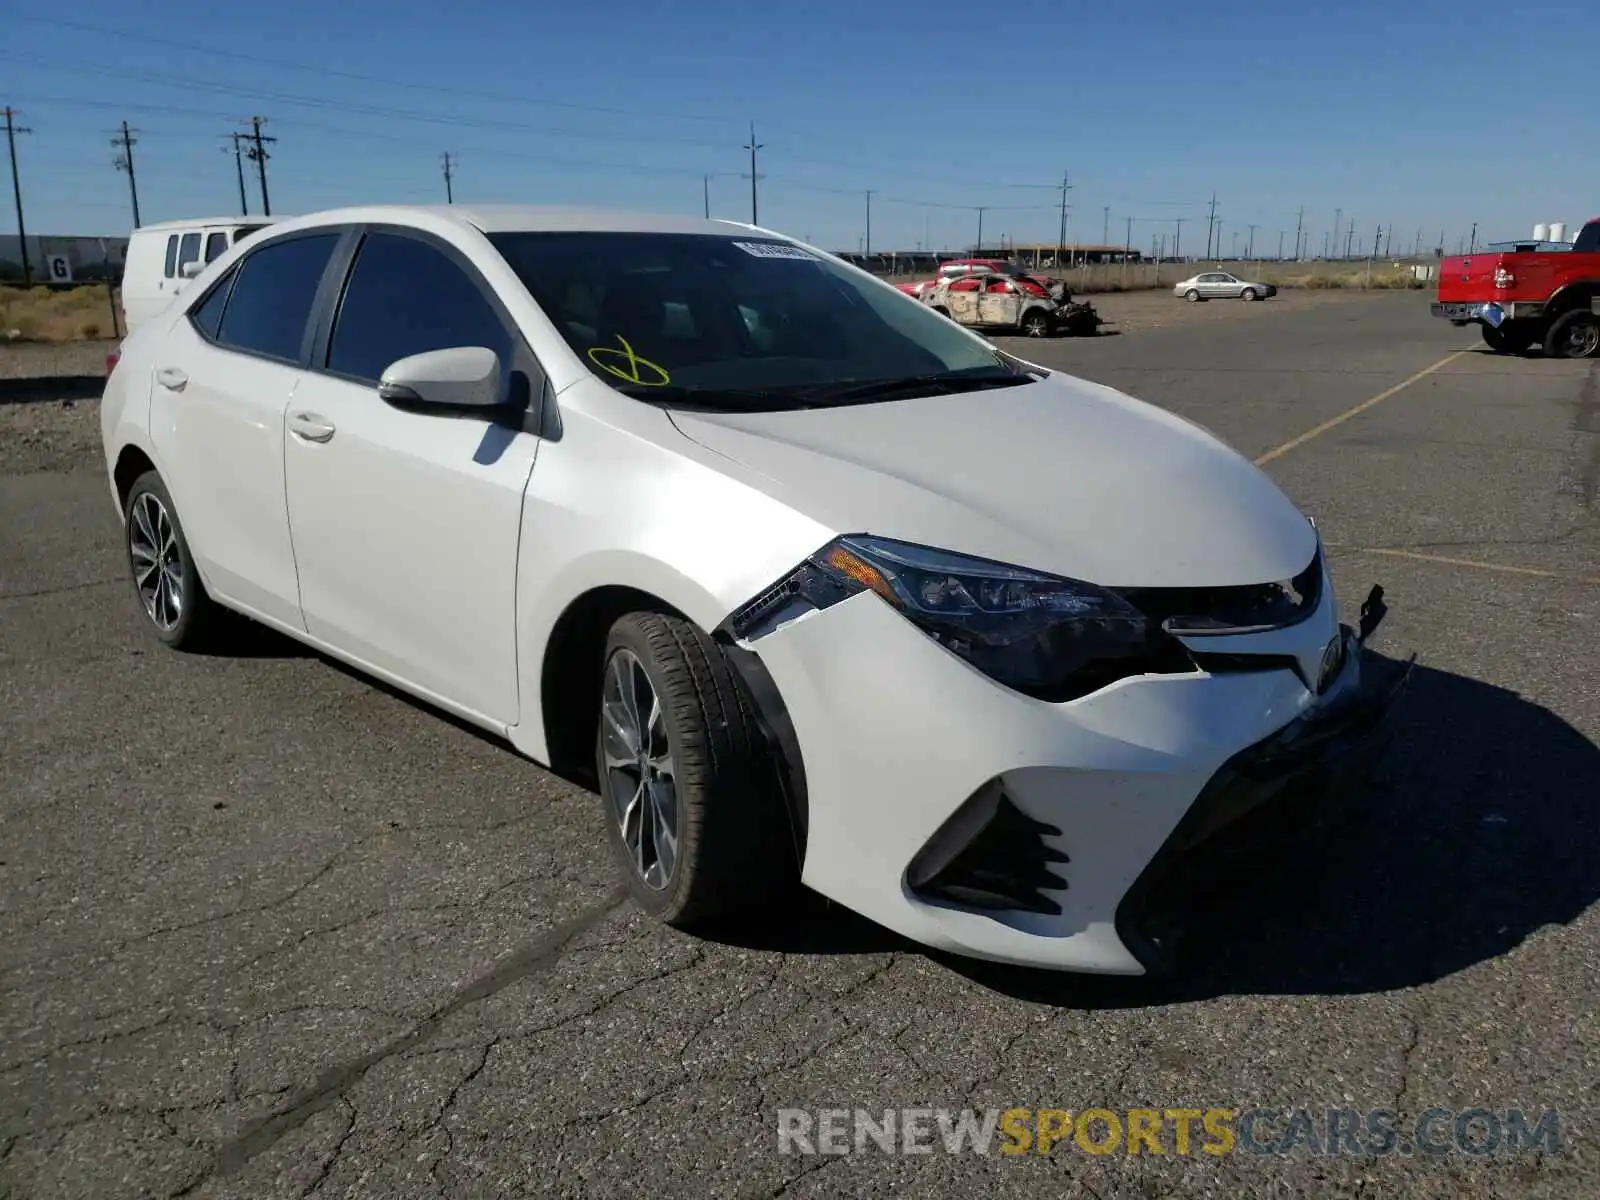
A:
[10,13,731,126]
[111,119,140,228]
[440,151,456,204]
[0,52,733,151]
[4,106,33,285]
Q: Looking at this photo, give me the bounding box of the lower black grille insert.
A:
[907,782,1070,916]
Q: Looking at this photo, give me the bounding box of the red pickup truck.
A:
[1432,216,1600,357]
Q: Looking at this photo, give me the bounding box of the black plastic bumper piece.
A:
[1114,643,1413,975]
[908,785,1071,916]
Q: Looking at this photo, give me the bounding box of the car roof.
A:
[247,203,762,238]
[134,217,280,232]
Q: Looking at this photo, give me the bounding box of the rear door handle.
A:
[155,366,188,391]
[288,411,336,443]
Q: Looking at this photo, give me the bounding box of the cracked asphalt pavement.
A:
[3,293,1598,1198]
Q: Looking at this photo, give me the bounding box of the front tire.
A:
[1241,288,1258,301]
[595,612,795,926]
[1020,310,1051,337]
[123,470,220,650]
[1544,310,1600,359]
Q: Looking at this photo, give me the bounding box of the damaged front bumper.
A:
[1116,619,1412,973]
[735,559,1409,974]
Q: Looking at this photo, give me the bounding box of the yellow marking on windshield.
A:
[587,335,670,386]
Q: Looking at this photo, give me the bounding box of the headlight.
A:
[726,535,1188,700]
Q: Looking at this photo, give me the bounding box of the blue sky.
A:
[3,0,1594,255]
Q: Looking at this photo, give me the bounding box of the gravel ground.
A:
[0,339,117,381]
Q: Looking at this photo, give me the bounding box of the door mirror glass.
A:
[378,346,502,409]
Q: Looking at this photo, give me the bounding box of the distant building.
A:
[0,234,130,281]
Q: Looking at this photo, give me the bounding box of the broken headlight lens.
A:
[728,535,1183,699]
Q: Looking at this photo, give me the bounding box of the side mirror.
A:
[180,261,204,279]
[377,346,502,410]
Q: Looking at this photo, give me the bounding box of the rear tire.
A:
[1185,289,1201,302]
[123,470,221,651]
[594,612,796,927]
[1480,323,1511,353]
[1543,309,1600,359]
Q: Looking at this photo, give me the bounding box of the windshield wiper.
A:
[613,383,816,411]
[797,371,1032,405]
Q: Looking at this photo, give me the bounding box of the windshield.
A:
[487,232,1022,409]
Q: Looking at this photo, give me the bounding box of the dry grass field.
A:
[0,284,123,343]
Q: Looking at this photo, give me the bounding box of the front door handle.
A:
[289,411,336,443]
[155,366,188,391]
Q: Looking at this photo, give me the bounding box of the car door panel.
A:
[149,317,307,628]
[978,281,1020,326]
[282,226,541,724]
[283,380,538,722]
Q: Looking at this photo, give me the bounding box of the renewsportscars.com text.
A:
[777,1106,1562,1158]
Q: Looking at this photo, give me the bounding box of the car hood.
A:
[666,373,1317,588]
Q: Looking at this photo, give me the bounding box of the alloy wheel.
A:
[600,648,679,890]
[129,491,183,631]
[1562,320,1599,358]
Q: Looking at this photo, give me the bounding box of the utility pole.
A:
[112,121,141,228]
[975,206,987,253]
[1174,217,1183,262]
[1216,221,1224,260]
[3,107,32,286]
[1383,226,1392,258]
[1372,226,1383,259]
[743,122,762,225]
[1277,230,1285,260]
[702,175,710,219]
[1323,232,1330,258]
[864,190,872,260]
[1205,192,1217,259]
[1469,222,1477,254]
[1413,229,1422,259]
[1332,208,1342,259]
[1246,223,1258,260]
[440,152,456,203]
[1294,205,1304,262]
[1122,214,1132,285]
[1057,169,1071,267]
[225,133,249,216]
[239,116,275,216]
[1231,230,1239,258]
[1102,205,1109,246]
[1345,219,1355,259]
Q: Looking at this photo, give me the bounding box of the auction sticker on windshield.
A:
[733,242,819,260]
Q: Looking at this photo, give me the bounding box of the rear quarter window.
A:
[214,233,340,363]
[163,235,179,279]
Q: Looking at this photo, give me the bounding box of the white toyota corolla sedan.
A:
[100,204,1402,975]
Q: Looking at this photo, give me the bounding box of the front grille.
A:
[1118,550,1322,635]
[907,782,1069,916]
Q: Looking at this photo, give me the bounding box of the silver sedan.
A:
[1174,271,1278,302]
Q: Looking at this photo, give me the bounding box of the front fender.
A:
[507,397,834,763]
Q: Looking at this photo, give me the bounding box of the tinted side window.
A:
[326,232,512,383]
[178,233,202,271]
[216,234,339,363]
[190,269,235,340]
[204,232,229,263]
[163,235,178,279]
